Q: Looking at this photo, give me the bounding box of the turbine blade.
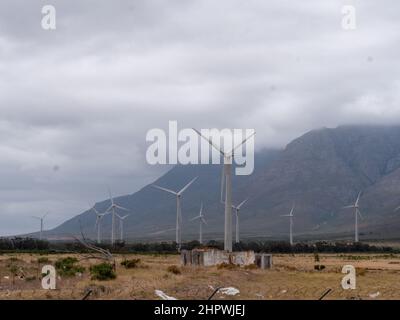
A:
[342,205,355,209]
[178,176,198,195]
[355,191,362,207]
[190,215,201,221]
[201,217,207,225]
[237,198,249,210]
[229,131,256,155]
[90,203,100,214]
[199,202,203,216]
[107,186,114,205]
[152,185,178,195]
[358,209,363,220]
[115,205,129,211]
[192,128,225,156]
[289,205,295,217]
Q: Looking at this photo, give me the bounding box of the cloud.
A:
[0,0,399,234]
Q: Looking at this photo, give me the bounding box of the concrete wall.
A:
[181,249,259,267]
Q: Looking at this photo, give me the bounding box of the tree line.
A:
[0,237,396,254]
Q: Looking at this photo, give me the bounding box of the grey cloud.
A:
[0,0,399,234]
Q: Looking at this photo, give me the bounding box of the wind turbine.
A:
[152,176,198,250]
[343,191,363,242]
[281,205,295,245]
[232,198,248,243]
[116,213,130,242]
[193,128,255,252]
[191,202,207,244]
[106,188,129,245]
[31,213,48,240]
[90,204,109,244]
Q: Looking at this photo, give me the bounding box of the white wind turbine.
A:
[116,213,130,242]
[281,205,295,245]
[193,129,255,252]
[232,198,248,243]
[152,176,198,250]
[32,213,48,240]
[90,204,109,244]
[106,188,129,245]
[343,191,363,242]
[191,202,207,244]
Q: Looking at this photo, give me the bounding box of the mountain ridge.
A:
[41,125,400,242]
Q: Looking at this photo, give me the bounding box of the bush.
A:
[37,257,50,264]
[314,264,326,271]
[166,265,181,275]
[90,263,116,280]
[121,258,141,269]
[25,276,36,281]
[217,263,237,270]
[356,267,367,276]
[55,257,85,276]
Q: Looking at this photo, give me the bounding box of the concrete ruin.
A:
[181,249,272,269]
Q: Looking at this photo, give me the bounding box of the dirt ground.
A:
[0,252,400,300]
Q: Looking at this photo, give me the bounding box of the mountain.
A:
[45,125,400,242]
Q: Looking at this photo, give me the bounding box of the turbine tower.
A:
[90,204,109,244]
[116,213,130,242]
[232,198,248,243]
[152,176,198,251]
[193,128,255,252]
[106,188,129,245]
[281,205,295,245]
[31,213,48,240]
[191,202,207,244]
[343,191,363,242]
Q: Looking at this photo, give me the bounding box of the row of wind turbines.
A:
[31,128,376,248]
[90,188,130,245]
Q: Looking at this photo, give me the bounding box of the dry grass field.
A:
[1,252,400,300]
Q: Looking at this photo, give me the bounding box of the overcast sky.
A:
[0,0,399,235]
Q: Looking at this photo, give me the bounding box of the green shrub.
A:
[55,257,85,276]
[121,258,141,269]
[90,263,116,281]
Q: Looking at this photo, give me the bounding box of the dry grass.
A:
[0,252,400,300]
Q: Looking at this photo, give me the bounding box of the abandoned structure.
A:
[180,248,272,269]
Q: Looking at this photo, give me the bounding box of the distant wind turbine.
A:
[191,202,207,244]
[281,205,295,245]
[31,213,48,240]
[193,128,255,252]
[343,191,363,242]
[106,187,129,245]
[233,198,248,243]
[90,204,109,244]
[152,176,198,251]
[116,213,130,242]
